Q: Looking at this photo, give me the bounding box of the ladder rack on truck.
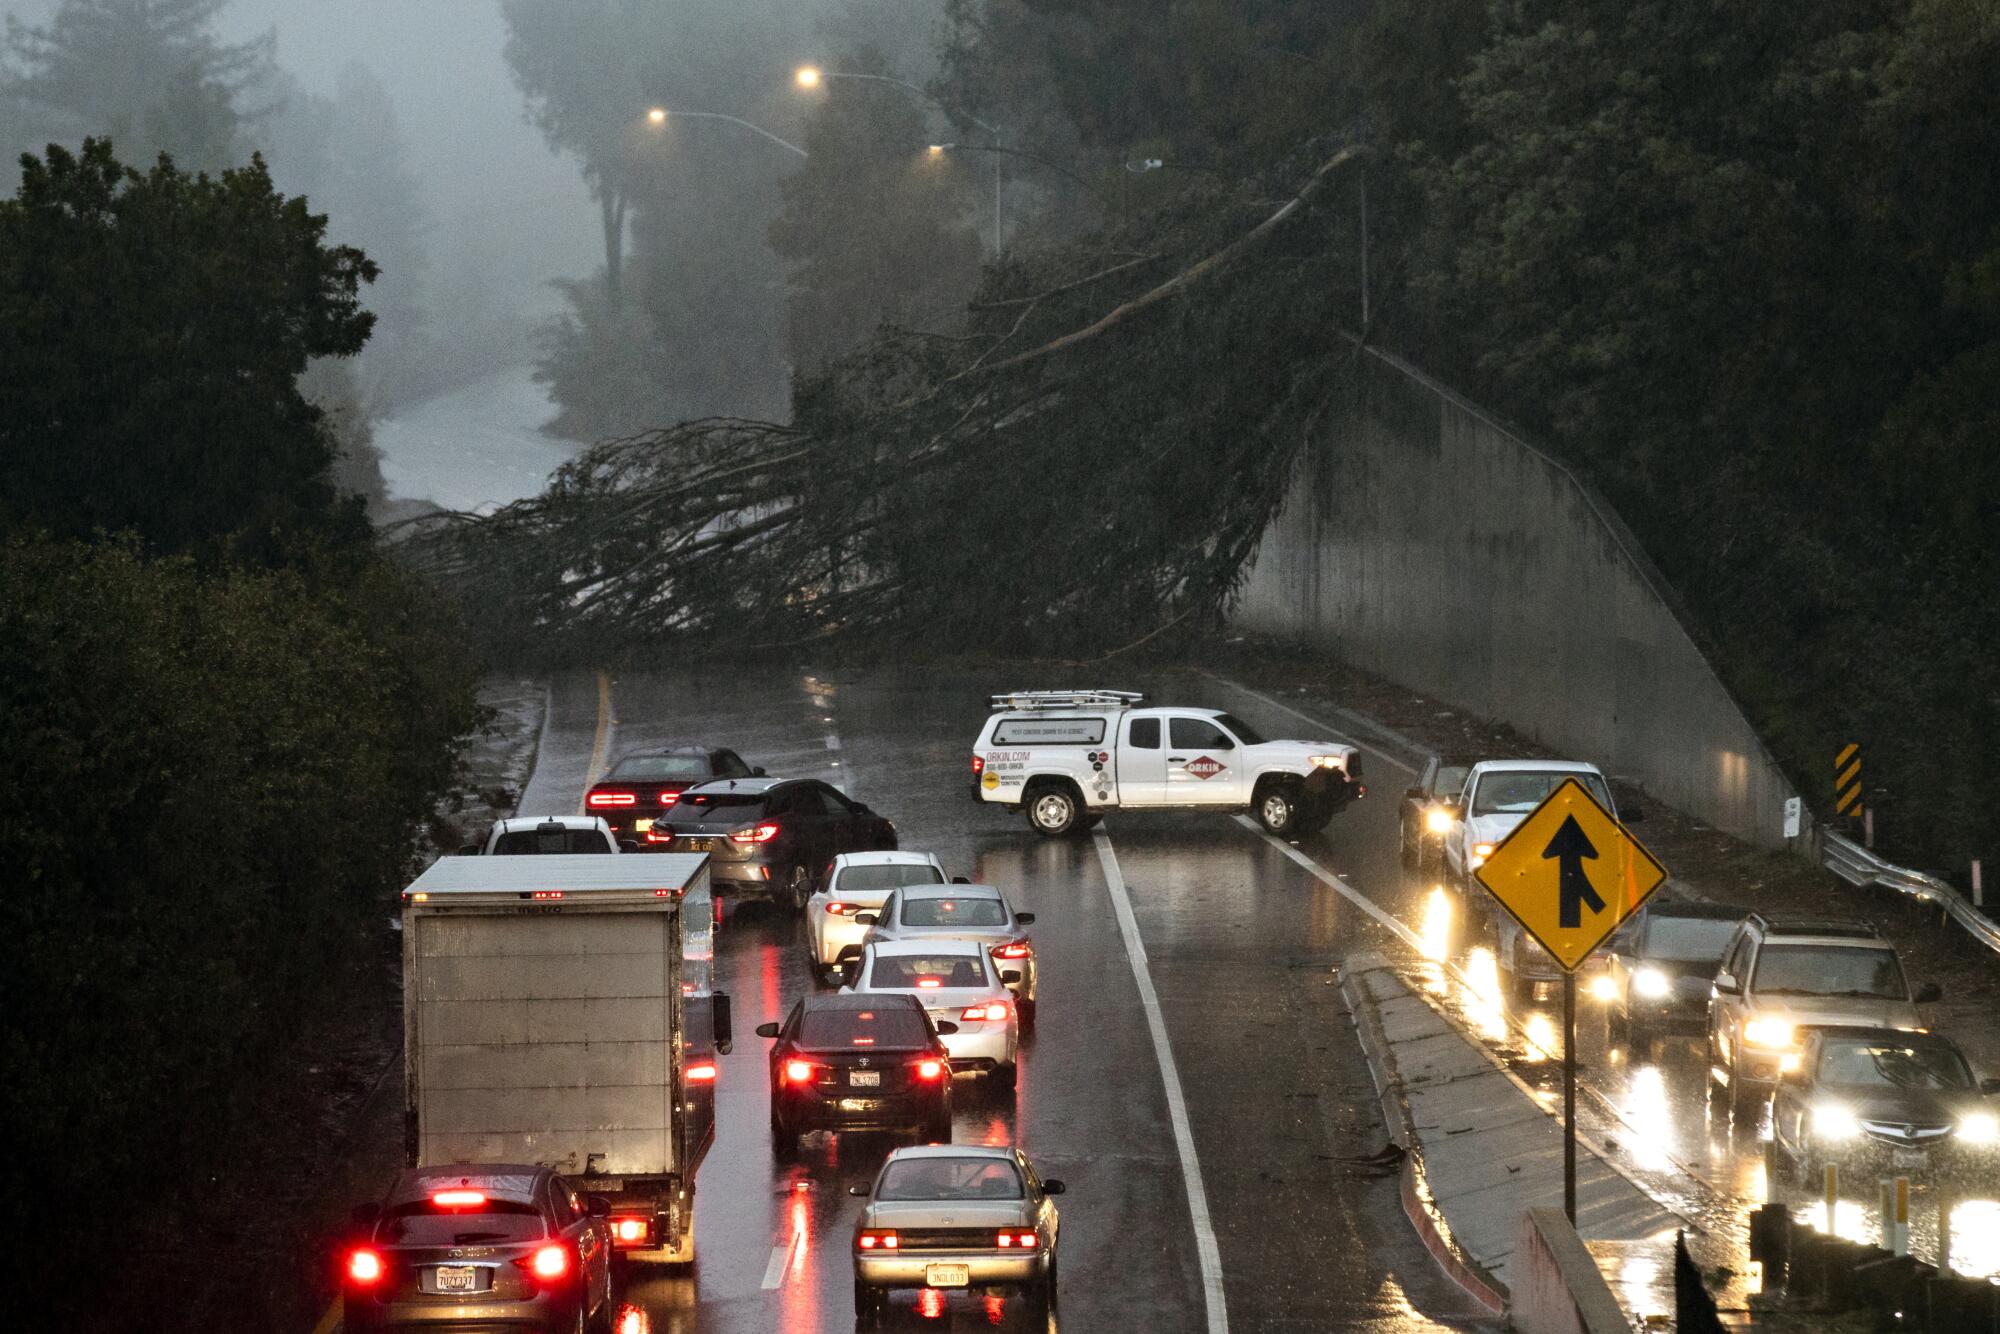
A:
[988,689,1148,711]
[398,853,730,1265]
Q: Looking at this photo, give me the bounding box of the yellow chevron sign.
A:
[1835,742,1863,818]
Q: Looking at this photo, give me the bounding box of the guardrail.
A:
[1821,829,2000,956]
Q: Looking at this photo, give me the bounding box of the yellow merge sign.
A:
[1473,778,1667,971]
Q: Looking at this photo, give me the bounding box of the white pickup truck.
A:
[970,690,1363,837]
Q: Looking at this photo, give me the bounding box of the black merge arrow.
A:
[1542,815,1606,928]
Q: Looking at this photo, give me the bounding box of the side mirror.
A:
[754,1021,780,1039]
[1404,786,1426,801]
[350,1201,382,1228]
[1015,911,1036,925]
[458,844,481,856]
[855,912,878,925]
[1980,1077,2000,1096]
[586,1194,612,1218]
[1713,974,1740,997]
[951,876,971,884]
[618,838,640,853]
[1915,982,1942,1004]
[713,991,733,1055]
[848,1183,871,1197]
[935,1021,959,1035]
[753,766,767,776]
[1042,1180,1066,1196]
[1001,970,1022,985]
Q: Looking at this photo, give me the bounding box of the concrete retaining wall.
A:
[1510,1208,1632,1334]
[1233,344,1798,848]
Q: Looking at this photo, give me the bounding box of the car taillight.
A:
[991,939,1032,959]
[659,791,679,806]
[528,1244,569,1280]
[346,1248,384,1285]
[961,1002,1011,1022]
[914,1059,946,1080]
[686,1062,717,1082]
[784,1060,820,1084]
[431,1189,487,1208]
[730,822,781,844]
[825,901,854,915]
[588,791,636,807]
[857,1230,899,1250]
[645,826,674,843]
[994,1230,1038,1249]
[611,1217,651,1246]
[971,755,984,776]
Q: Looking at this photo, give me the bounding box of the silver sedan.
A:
[802,850,949,985]
[850,1145,1064,1323]
[856,883,1039,1028]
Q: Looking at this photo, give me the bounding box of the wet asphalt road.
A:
[505,662,2000,1334]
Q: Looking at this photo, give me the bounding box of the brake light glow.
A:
[645,828,673,843]
[917,977,942,989]
[588,792,637,807]
[994,1230,1037,1248]
[857,1230,899,1250]
[730,822,781,844]
[659,792,679,806]
[685,1062,717,1082]
[961,1002,1011,1022]
[431,1189,487,1208]
[971,755,984,775]
[346,1248,384,1284]
[612,1217,650,1245]
[915,1059,945,1080]
[825,901,854,915]
[784,1060,818,1084]
[531,890,564,900]
[991,940,1033,959]
[530,1244,569,1280]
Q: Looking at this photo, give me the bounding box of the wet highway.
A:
[504,662,2000,1332]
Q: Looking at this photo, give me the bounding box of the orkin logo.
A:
[1183,756,1226,780]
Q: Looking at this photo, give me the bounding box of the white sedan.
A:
[857,883,1039,1029]
[803,851,950,985]
[845,940,1021,1087]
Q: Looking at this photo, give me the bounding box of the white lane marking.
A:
[823,734,842,750]
[1235,815,1426,951]
[759,1236,796,1290]
[1092,830,1230,1334]
[1199,671,1422,775]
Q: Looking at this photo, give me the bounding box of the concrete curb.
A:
[1341,952,1510,1318]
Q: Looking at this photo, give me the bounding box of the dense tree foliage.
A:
[0,138,376,558]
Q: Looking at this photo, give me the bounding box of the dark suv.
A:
[1604,900,1746,1049]
[1770,1027,2000,1187]
[584,746,763,840]
[756,993,957,1158]
[650,777,897,911]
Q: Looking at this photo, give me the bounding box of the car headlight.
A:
[1470,842,1495,868]
[1742,1018,1797,1050]
[1425,807,1455,834]
[1307,754,1346,770]
[1960,1112,1999,1145]
[1812,1102,1861,1140]
[1632,967,1671,1000]
[1588,975,1619,1002]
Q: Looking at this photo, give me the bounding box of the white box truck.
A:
[398,853,730,1264]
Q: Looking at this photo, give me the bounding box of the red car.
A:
[583,746,764,841]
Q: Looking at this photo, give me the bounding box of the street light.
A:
[795,65,822,90]
[645,107,807,159]
[647,107,667,127]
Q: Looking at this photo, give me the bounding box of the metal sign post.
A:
[1563,971,1577,1221]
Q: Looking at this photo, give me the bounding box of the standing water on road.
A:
[374,366,580,513]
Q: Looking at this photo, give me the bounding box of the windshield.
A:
[609,754,712,780]
[901,897,1007,928]
[1819,1040,1972,1090]
[1471,771,1613,816]
[867,954,991,990]
[1214,713,1266,745]
[493,828,611,854]
[1752,944,1907,999]
[1645,917,1739,962]
[835,865,945,893]
[798,1006,929,1049]
[876,1157,1024,1201]
[378,1201,545,1246]
[1434,765,1471,798]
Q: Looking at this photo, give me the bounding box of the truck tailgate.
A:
[409,910,678,1176]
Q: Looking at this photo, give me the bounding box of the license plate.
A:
[849,1069,881,1087]
[925,1264,970,1288]
[686,838,712,852]
[1894,1149,1928,1168]
[633,818,654,832]
[435,1265,477,1292]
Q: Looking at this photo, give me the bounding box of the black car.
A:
[342,1164,614,1332]
[1398,755,1481,871]
[583,746,764,841]
[1604,900,1747,1048]
[1770,1028,2000,1187]
[756,993,957,1158]
[651,777,897,912]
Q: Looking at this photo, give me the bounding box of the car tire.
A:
[1399,824,1418,869]
[853,1283,884,1322]
[784,863,812,915]
[1254,781,1304,836]
[992,1060,1018,1090]
[1018,997,1037,1034]
[922,1109,951,1144]
[1024,783,1082,838]
[770,1109,797,1161]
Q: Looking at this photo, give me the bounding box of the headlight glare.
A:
[1813,1103,1860,1140]
[1960,1112,1999,1145]
[1633,967,1671,1000]
[1588,975,1619,1002]
[1425,807,1455,834]
[1742,1019,1797,1050]
[1470,842,1494,869]
[1307,754,1344,770]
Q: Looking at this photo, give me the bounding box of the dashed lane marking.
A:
[575,670,616,815]
[309,1296,339,1334]
[1092,830,1230,1334]
[760,1235,797,1290]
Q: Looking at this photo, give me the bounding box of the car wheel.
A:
[1255,782,1302,835]
[923,1109,952,1144]
[784,863,812,915]
[992,1060,1018,1090]
[770,1108,797,1161]
[1024,784,1081,837]
[1399,823,1418,869]
[1018,997,1037,1034]
[853,1283,884,1322]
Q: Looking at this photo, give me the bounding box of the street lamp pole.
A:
[648,107,808,159]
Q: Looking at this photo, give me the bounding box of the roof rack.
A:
[1745,912,1879,939]
[989,689,1148,712]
